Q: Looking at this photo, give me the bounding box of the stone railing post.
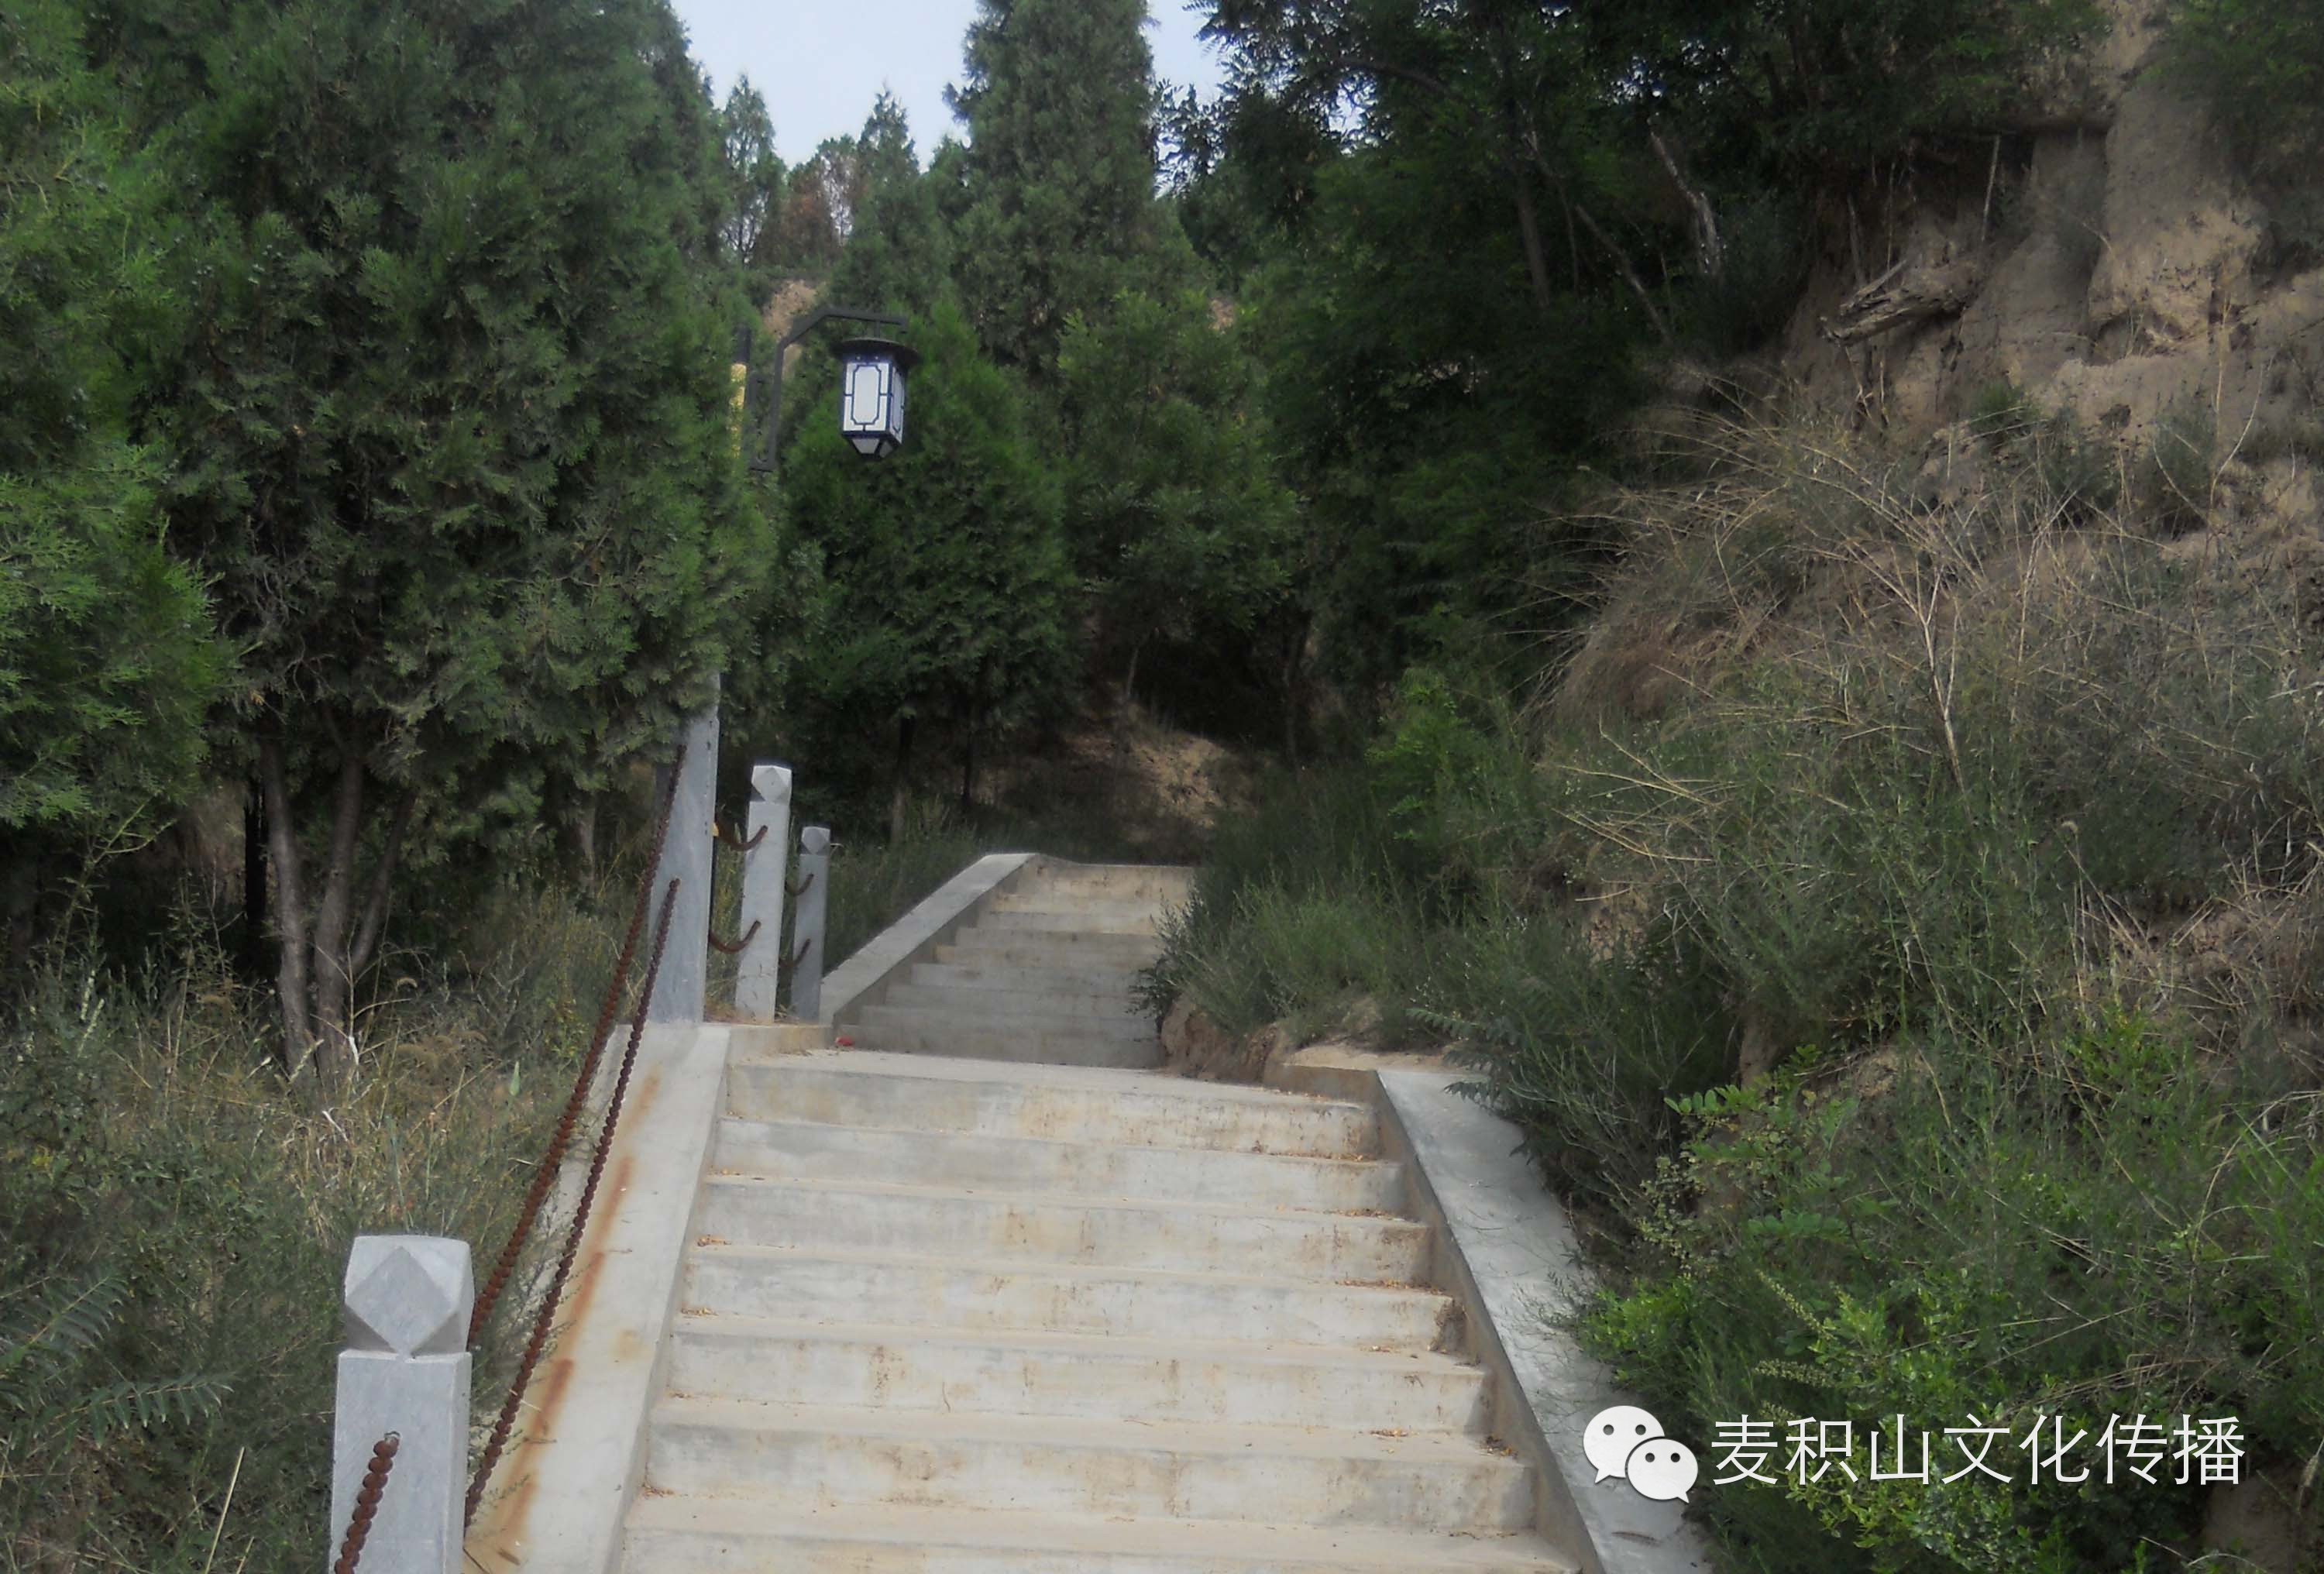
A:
[646,685,718,1023]
[789,825,831,1021]
[331,1235,472,1574]
[732,763,795,1020]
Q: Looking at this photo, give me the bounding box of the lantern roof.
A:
[834,335,922,373]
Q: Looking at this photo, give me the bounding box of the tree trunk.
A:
[256,734,317,1082]
[889,713,916,845]
[1821,255,1985,345]
[1648,129,1723,282]
[576,793,599,888]
[961,699,979,811]
[349,789,417,982]
[242,778,268,981]
[306,756,366,1091]
[256,735,408,1093]
[1281,620,1309,767]
[1510,177,1556,318]
[1567,195,1678,349]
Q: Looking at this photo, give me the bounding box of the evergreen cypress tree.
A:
[947,0,1195,376]
[0,0,222,950]
[779,300,1074,839]
[827,93,953,318]
[122,0,758,1083]
[720,77,789,270]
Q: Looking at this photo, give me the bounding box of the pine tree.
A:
[720,77,788,268]
[1057,290,1296,711]
[947,0,1195,376]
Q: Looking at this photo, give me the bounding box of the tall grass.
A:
[0,881,612,1571]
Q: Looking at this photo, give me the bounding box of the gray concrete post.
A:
[330,1236,472,1574]
[789,825,831,1021]
[646,682,718,1023]
[732,763,795,1020]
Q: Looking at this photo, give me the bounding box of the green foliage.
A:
[0,1273,228,1459]
[1580,0,2101,177]
[2161,0,2324,181]
[1056,289,1298,673]
[826,93,953,318]
[719,76,789,273]
[0,0,222,856]
[1588,1008,2321,1572]
[779,298,1075,773]
[151,0,759,773]
[1155,411,2324,1569]
[2140,395,2219,532]
[948,0,1198,376]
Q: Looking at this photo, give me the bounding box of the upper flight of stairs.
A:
[619,861,1577,1572]
[837,864,1189,1070]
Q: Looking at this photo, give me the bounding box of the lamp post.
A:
[646,306,916,1026]
[745,304,917,471]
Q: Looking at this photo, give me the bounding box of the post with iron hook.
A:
[331,1236,471,1573]
[733,764,795,1019]
[789,825,833,1021]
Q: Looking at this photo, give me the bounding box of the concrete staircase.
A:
[619,863,1576,1572]
[838,864,1188,1071]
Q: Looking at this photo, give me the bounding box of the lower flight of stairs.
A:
[617,861,1576,1571]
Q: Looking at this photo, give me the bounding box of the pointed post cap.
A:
[342,1235,473,1357]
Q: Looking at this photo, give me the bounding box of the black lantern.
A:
[834,337,920,459]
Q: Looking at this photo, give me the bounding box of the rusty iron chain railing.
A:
[467,752,685,1352]
[332,1432,399,1574]
[465,875,681,1528]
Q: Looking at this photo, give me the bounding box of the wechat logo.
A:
[1583,1405,1700,1503]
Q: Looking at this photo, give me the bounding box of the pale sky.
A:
[670,1,1230,167]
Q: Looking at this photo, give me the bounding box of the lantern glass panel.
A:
[834,336,916,459]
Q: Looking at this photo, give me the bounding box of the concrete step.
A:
[712,1117,1405,1211]
[974,909,1160,936]
[882,980,1144,1018]
[680,1245,1458,1349]
[1013,864,1193,900]
[939,930,1162,965]
[841,1023,1165,1070]
[982,892,1180,920]
[906,959,1145,997]
[724,1052,1378,1159]
[625,1494,1576,1572]
[663,1315,1490,1431]
[930,946,1161,977]
[642,1397,1536,1532]
[693,1175,1431,1280]
[855,1002,1157,1044]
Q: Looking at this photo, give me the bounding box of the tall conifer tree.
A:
[119,0,758,1084]
[947,0,1194,376]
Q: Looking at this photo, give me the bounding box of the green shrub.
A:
[1586,1010,2324,1571]
[1428,910,1735,1212]
[1156,407,2324,1570]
